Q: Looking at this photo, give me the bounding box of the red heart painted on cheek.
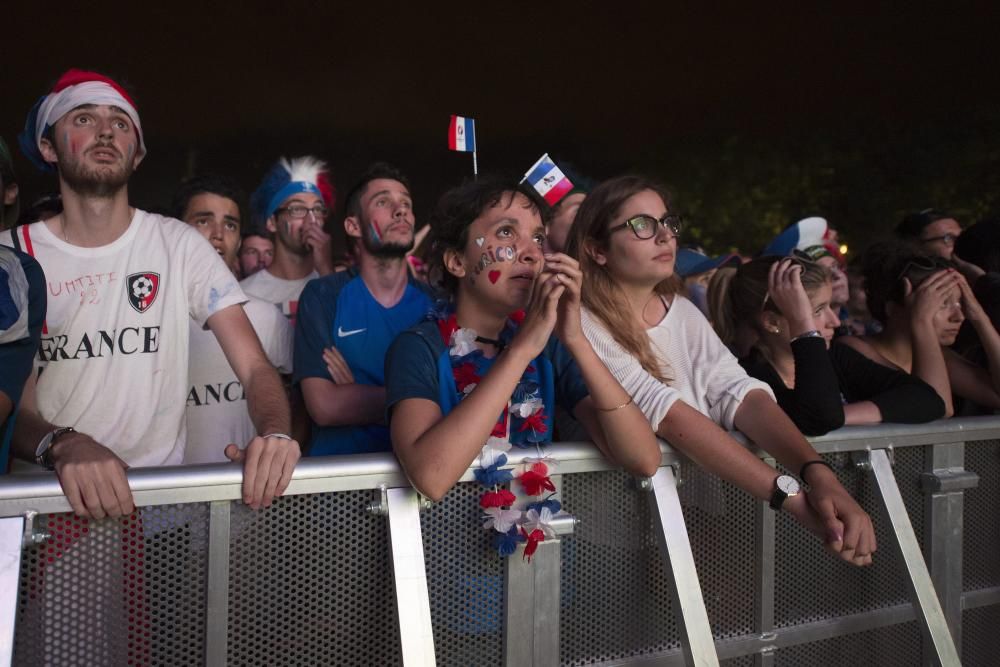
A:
[488,270,501,284]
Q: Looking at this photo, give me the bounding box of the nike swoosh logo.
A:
[337,326,367,337]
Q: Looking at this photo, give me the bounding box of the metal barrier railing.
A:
[0,417,997,666]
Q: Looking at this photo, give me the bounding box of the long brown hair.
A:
[565,175,680,383]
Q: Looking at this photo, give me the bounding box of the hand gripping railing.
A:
[0,416,997,666]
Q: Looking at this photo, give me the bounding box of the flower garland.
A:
[434,306,567,561]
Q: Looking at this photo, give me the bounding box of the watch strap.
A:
[768,485,788,511]
[35,427,75,470]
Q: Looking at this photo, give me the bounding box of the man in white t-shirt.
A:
[3,68,300,518]
[240,156,335,326]
[170,174,293,463]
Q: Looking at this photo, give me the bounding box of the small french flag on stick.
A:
[448,115,476,152]
[523,153,574,206]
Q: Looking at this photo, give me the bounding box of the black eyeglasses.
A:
[275,204,329,220]
[608,213,683,240]
[920,233,959,246]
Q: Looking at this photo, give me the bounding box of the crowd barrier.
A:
[0,417,997,666]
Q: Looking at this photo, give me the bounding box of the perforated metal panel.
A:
[226,492,401,666]
[963,438,1000,591]
[892,445,925,548]
[15,505,208,667]
[558,467,756,666]
[774,621,922,665]
[679,466,757,641]
[560,469,676,665]
[775,452,914,627]
[962,604,1000,666]
[421,481,504,667]
[143,503,210,666]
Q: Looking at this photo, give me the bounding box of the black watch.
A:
[769,474,801,511]
[34,427,76,470]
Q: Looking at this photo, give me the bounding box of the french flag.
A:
[448,115,476,152]
[523,154,574,206]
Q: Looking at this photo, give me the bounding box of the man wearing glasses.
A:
[896,208,962,261]
[241,156,336,327]
[293,163,433,456]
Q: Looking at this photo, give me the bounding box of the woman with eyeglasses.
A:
[565,175,876,567]
[385,177,660,501]
[712,256,945,435]
[837,241,1000,415]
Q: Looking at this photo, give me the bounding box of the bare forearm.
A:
[11,407,54,462]
[972,317,1000,396]
[734,390,824,474]
[245,363,292,436]
[402,348,533,500]
[656,400,777,500]
[843,401,882,425]
[302,379,386,427]
[911,324,954,416]
[565,339,661,476]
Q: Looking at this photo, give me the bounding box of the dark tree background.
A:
[4,3,999,257]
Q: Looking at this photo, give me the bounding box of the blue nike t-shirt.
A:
[293,269,434,455]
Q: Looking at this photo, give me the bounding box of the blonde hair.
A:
[565,175,679,383]
[712,256,830,350]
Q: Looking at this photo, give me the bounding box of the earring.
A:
[770,327,780,334]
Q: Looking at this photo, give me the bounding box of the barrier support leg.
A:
[504,538,561,666]
[753,458,777,667]
[921,441,976,664]
[0,516,23,665]
[865,449,961,667]
[205,500,231,667]
[386,487,436,667]
[647,466,720,667]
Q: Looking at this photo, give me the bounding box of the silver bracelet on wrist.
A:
[262,433,293,441]
[789,330,823,343]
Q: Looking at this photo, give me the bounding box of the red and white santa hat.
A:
[19,69,146,172]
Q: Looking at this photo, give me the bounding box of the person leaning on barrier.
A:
[0,68,300,518]
[171,174,295,464]
[839,240,1000,416]
[565,175,877,567]
[384,177,661,502]
[294,163,434,456]
[713,255,945,435]
[0,246,45,474]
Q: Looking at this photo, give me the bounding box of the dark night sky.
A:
[5,3,1000,247]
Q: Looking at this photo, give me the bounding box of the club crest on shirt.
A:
[126,272,160,313]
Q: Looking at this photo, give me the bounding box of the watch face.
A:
[777,475,801,496]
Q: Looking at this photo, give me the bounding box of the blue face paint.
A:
[369,220,383,247]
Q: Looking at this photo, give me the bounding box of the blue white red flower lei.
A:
[434,307,566,560]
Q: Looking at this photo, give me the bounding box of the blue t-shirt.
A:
[384,319,590,430]
[0,246,46,473]
[294,270,434,455]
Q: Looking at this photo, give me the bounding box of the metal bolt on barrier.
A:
[21,510,50,549]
